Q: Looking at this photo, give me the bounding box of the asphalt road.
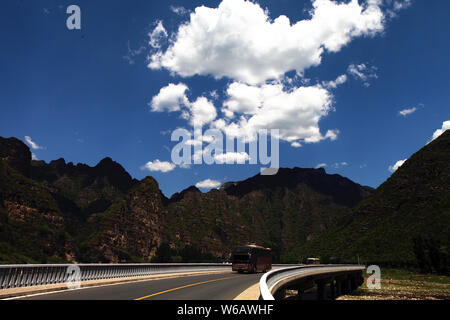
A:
[12,272,262,300]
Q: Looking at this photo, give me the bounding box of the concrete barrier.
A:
[0,263,231,291]
[259,265,365,300]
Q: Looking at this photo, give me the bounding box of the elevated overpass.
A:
[0,263,365,300]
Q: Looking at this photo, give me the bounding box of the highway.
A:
[11,272,261,300]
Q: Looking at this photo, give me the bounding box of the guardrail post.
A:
[357,272,364,287]
[350,275,356,291]
[13,267,22,288]
[58,266,64,283]
[42,266,48,285]
[316,280,326,300]
[329,278,336,300]
[8,267,18,288]
[0,267,6,289]
[336,278,343,295]
[343,276,350,294]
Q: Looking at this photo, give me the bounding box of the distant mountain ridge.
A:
[296,130,450,268]
[221,167,373,206]
[1,131,448,268]
[0,136,372,263]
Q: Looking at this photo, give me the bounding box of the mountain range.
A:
[0,131,448,269]
[0,135,371,263]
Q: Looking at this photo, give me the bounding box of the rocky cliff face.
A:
[0,138,75,263]
[163,168,372,262]
[30,156,137,220]
[0,136,373,263]
[0,137,32,177]
[80,177,167,263]
[297,130,450,266]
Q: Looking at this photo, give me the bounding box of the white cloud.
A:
[393,0,413,11]
[150,81,337,147]
[389,159,406,172]
[150,84,217,127]
[123,41,146,65]
[170,5,190,16]
[331,161,349,168]
[214,152,250,164]
[399,106,417,117]
[188,97,217,127]
[315,162,348,169]
[209,90,219,100]
[431,120,450,142]
[147,0,413,150]
[31,153,38,160]
[160,130,172,136]
[141,160,176,173]
[149,20,168,49]
[222,82,263,118]
[322,74,348,89]
[347,63,378,87]
[149,0,385,85]
[195,179,221,189]
[218,82,338,144]
[24,136,44,150]
[386,0,413,17]
[150,83,189,112]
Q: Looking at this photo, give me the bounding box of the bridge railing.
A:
[259,265,366,300]
[0,263,231,290]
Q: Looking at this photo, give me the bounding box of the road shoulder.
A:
[233,282,260,300]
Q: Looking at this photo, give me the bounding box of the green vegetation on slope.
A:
[296,131,450,272]
[1,131,448,267]
[0,160,73,263]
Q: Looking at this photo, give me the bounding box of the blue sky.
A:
[0,0,449,197]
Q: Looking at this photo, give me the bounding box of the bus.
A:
[305,258,320,265]
[232,245,272,273]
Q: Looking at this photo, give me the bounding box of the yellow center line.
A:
[134,274,249,300]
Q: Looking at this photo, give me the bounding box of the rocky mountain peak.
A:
[169,185,201,203]
[222,166,371,207]
[93,157,134,192]
[0,137,31,176]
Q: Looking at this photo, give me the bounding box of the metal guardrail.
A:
[260,264,366,300]
[0,263,231,290]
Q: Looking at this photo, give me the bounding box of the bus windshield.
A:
[234,246,251,253]
[233,254,250,261]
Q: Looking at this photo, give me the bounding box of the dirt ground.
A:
[284,268,450,300]
[338,269,450,300]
